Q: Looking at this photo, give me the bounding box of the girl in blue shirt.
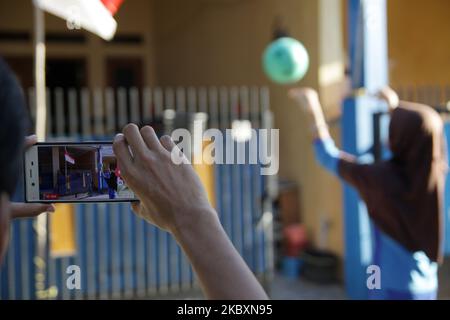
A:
[290,87,446,300]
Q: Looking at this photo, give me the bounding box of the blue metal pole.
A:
[343,0,389,299]
[444,124,450,256]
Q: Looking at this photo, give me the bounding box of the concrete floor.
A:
[438,258,450,300]
[160,268,450,300]
[158,273,347,300]
[267,274,346,300]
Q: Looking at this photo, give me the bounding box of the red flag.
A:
[101,0,124,16]
[64,150,75,164]
[34,0,124,40]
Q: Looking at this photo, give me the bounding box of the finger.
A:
[160,135,176,152]
[141,126,164,152]
[10,203,55,219]
[131,201,145,220]
[131,201,141,213]
[122,123,148,158]
[24,135,38,150]
[113,134,133,169]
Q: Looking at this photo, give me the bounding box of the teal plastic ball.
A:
[262,37,310,85]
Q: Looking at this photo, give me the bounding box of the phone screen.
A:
[25,142,137,203]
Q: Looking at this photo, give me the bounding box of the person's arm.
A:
[376,86,399,113]
[113,124,268,300]
[289,87,331,141]
[288,86,402,198]
[289,88,341,175]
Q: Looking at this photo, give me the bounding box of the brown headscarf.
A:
[338,101,447,263]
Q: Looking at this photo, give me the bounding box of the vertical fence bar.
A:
[85,204,96,299]
[405,85,415,102]
[7,224,16,299]
[153,87,163,118]
[54,88,65,136]
[229,87,243,256]
[165,87,175,111]
[250,86,264,275]
[174,87,191,291]
[110,203,121,299]
[164,87,180,293]
[146,223,158,296]
[260,86,274,278]
[60,256,70,300]
[74,205,85,300]
[239,86,254,269]
[97,203,109,299]
[176,87,186,113]
[117,88,128,131]
[187,87,197,114]
[80,88,91,139]
[46,88,51,137]
[72,205,82,300]
[68,89,79,137]
[219,87,232,239]
[198,87,208,114]
[93,88,104,137]
[134,214,146,297]
[28,88,36,125]
[122,201,134,296]
[144,88,156,296]
[0,249,7,298]
[129,87,140,124]
[208,87,219,129]
[55,87,68,299]
[153,87,168,295]
[20,220,31,299]
[142,87,152,122]
[105,88,115,136]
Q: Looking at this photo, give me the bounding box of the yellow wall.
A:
[388,0,450,86]
[341,0,450,86]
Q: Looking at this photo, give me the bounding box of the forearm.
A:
[314,138,341,175]
[306,101,331,141]
[173,207,268,300]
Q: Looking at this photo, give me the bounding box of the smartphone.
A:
[24,142,138,203]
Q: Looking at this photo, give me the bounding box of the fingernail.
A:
[47,205,55,212]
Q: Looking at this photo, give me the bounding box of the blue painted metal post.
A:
[343,0,389,299]
[444,124,450,256]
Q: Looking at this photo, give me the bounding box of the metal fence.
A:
[395,85,450,111]
[0,86,275,299]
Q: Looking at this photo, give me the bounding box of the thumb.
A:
[10,203,55,219]
[131,201,142,216]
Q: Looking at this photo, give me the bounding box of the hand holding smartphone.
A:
[24,142,138,203]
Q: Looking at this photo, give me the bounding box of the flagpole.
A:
[65,147,68,189]
[33,1,50,300]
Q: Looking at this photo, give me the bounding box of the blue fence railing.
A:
[0,86,275,299]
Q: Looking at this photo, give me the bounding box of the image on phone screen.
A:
[24,142,137,203]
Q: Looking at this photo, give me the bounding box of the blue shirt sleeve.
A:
[313,138,340,176]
